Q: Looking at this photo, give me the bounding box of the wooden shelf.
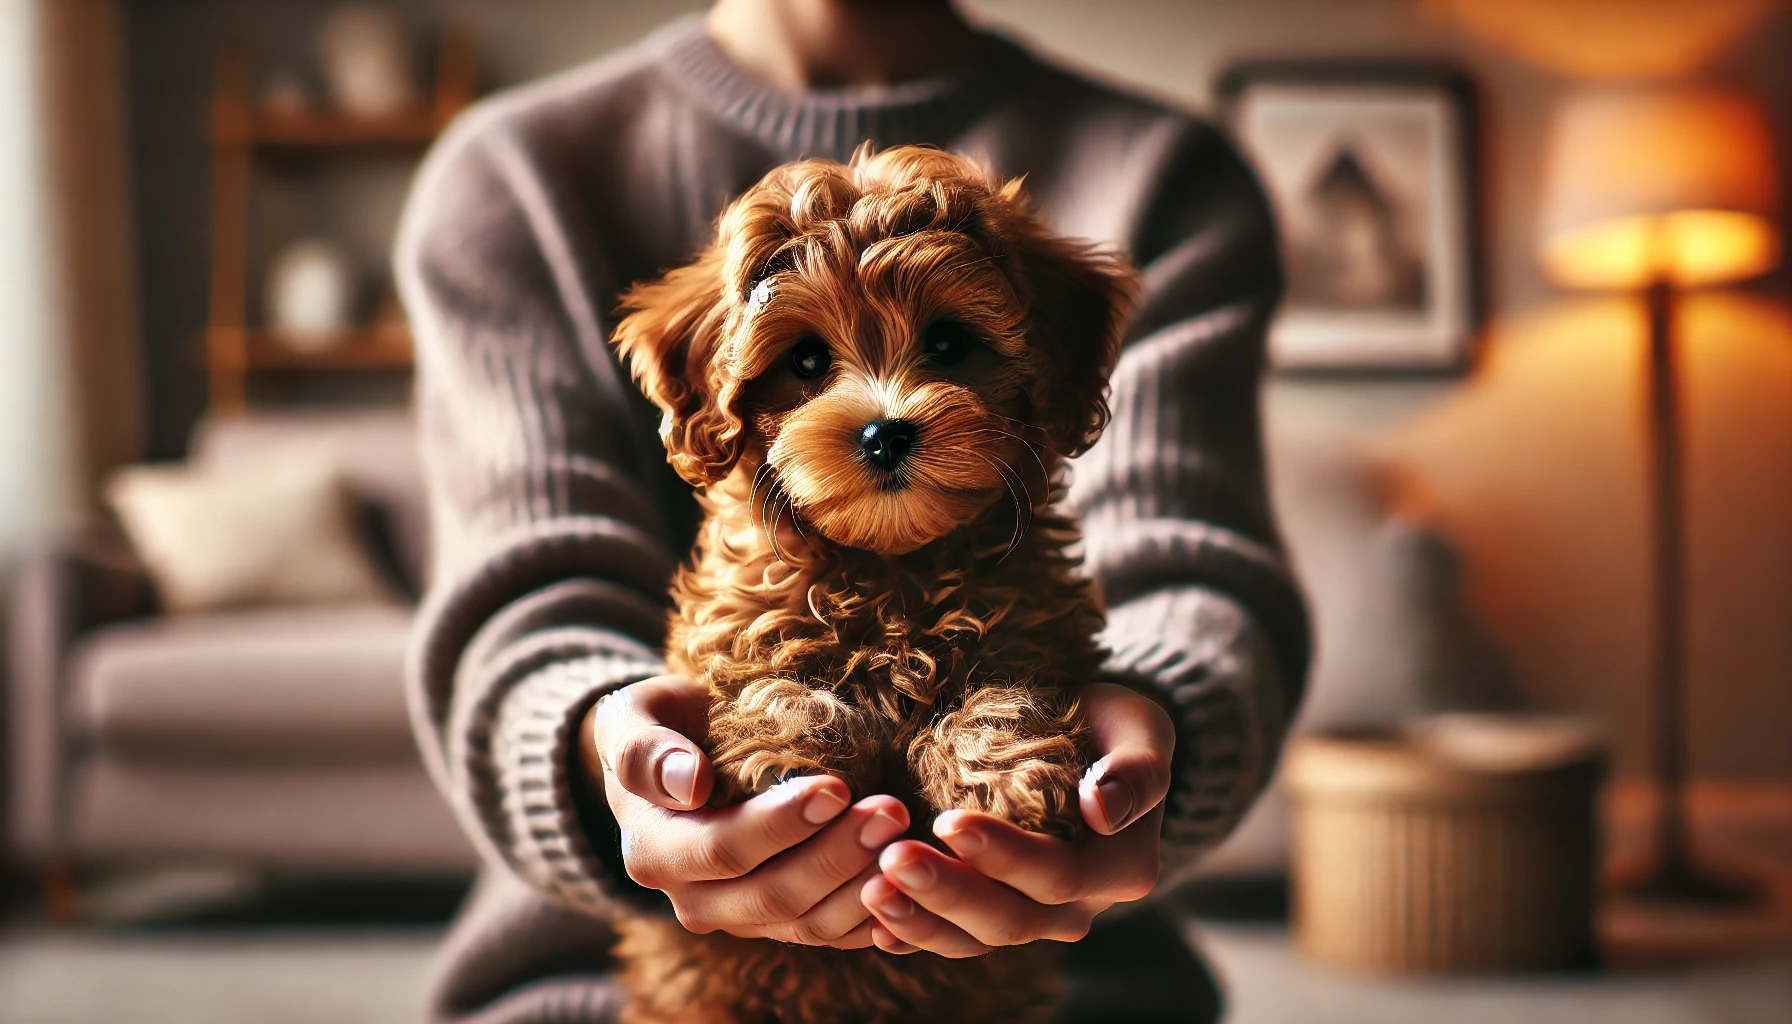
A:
[203,27,473,414]
[209,325,415,372]
[211,106,454,150]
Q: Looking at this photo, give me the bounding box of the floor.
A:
[1196,923,1791,1024]
[3,785,1787,1023]
[2,923,1787,1024]
[0,930,438,1024]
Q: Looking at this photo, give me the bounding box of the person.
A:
[395,1,1309,1021]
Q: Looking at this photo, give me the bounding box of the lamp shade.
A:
[1539,87,1780,290]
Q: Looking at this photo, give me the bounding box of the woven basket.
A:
[1286,716,1605,974]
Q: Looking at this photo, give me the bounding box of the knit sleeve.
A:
[395,113,680,917]
[1069,120,1311,884]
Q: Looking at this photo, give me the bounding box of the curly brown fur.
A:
[615,921,1064,1024]
[611,145,1136,1024]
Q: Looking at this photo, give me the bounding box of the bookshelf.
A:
[204,28,475,413]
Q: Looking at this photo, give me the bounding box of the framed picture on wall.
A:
[1218,64,1480,373]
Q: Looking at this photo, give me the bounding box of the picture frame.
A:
[1217,63,1481,374]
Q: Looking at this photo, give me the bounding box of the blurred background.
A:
[1,1,1789,1022]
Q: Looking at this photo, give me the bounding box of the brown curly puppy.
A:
[610,145,1136,1024]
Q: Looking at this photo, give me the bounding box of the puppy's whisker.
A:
[784,495,809,542]
[1001,438,1048,483]
[762,480,795,565]
[749,461,778,521]
[998,465,1031,564]
[762,492,784,562]
[968,426,1050,506]
[772,487,802,564]
[983,459,1022,557]
[973,452,1031,563]
[749,464,771,525]
[990,447,1037,531]
[752,465,790,559]
[769,481,809,567]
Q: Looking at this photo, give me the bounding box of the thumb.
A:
[1077,683,1175,835]
[584,675,715,810]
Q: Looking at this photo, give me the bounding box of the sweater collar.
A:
[647,14,1032,161]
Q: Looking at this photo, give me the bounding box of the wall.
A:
[120,1,1792,779]
[0,0,79,552]
[44,0,144,510]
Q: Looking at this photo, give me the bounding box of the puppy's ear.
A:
[612,249,743,487]
[1006,191,1139,457]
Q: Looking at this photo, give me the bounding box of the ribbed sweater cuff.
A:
[489,650,663,916]
[1100,585,1287,884]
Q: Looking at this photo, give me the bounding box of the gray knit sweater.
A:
[397,16,1307,1023]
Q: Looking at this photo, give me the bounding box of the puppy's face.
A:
[615,147,1135,555]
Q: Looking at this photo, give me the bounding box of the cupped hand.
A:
[582,675,910,949]
[860,682,1174,956]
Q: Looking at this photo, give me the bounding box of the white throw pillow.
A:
[106,458,399,613]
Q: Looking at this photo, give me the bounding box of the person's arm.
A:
[1071,119,1311,886]
[397,117,680,915]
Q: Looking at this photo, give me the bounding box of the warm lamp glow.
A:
[1424,0,1778,80]
[1539,87,1781,291]
[1542,210,1780,290]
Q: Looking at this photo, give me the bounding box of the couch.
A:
[5,410,475,879]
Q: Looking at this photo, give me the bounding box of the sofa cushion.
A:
[105,458,402,614]
[190,409,428,595]
[69,605,417,765]
[69,757,476,873]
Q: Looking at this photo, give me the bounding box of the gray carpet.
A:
[1194,923,1792,1024]
[0,930,438,1024]
[2,923,1788,1024]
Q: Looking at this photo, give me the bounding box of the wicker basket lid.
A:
[1286,714,1607,804]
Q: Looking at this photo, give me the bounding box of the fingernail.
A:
[660,751,697,806]
[933,811,985,856]
[860,808,907,849]
[878,891,915,919]
[885,853,935,892]
[802,785,849,825]
[1095,776,1134,831]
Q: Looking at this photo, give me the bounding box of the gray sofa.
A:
[6,410,475,878]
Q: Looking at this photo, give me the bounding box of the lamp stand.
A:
[1622,280,1758,908]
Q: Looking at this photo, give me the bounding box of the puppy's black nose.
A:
[859,419,918,472]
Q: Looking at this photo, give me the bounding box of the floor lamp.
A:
[1538,86,1781,904]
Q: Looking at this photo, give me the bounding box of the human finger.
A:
[826,919,878,950]
[688,797,907,931]
[587,676,715,810]
[875,840,1094,946]
[860,871,991,959]
[1078,683,1174,835]
[867,924,919,954]
[618,774,851,888]
[766,862,887,946]
[932,807,1160,907]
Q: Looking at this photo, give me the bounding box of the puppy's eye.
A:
[921,320,979,368]
[790,336,831,380]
